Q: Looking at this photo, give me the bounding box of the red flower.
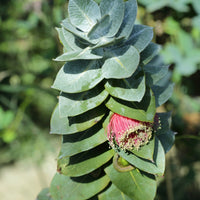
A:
[107,113,157,151]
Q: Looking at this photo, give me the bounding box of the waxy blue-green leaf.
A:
[50,104,106,134]
[126,25,153,52]
[58,146,114,177]
[155,112,174,153]
[52,60,104,93]
[105,88,156,122]
[105,68,146,102]
[158,130,175,153]
[102,111,113,132]
[116,0,137,39]
[98,184,132,200]
[131,135,155,161]
[155,112,171,135]
[105,164,157,200]
[141,43,161,65]
[53,47,102,62]
[152,72,174,107]
[92,36,125,49]
[68,0,101,32]
[61,27,82,51]
[117,136,165,176]
[88,15,111,40]
[50,173,110,200]
[102,46,140,79]
[61,18,97,44]
[60,125,107,156]
[100,0,125,37]
[144,64,169,87]
[153,83,174,107]
[56,28,73,53]
[147,54,164,66]
[59,87,109,117]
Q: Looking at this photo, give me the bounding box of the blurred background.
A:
[0,0,199,199]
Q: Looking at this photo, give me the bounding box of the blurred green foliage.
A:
[0,0,199,199]
[137,0,200,199]
[0,0,68,164]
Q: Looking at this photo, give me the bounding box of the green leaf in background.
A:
[57,144,114,176]
[105,164,157,200]
[68,0,101,32]
[60,125,107,156]
[117,136,165,176]
[116,0,137,39]
[192,0,200,14]
[105,88,156,122]
[140,43,161,65]
[100,0,125,37]
[53,47,102,61]
[192,15,200,30]
[176,56,200,76]
[59,86,109,117]
[102,46,140,79]
[177,29,193,52]
[1,129,16,143]
[126,25,153,52]
[0,107,14,129]
[98,184,132,200]
[161,43,182,65]
[50,104,107,134]
[161,25,200,77]
[50,173,110,200]
[169,0,190,12]
[138,0,190,12]
[105,67,146,102]
[94,0,102,3]
[138,0,168,12]
[52,60,104,93]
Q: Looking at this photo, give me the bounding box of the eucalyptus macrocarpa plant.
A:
[37,0,175,199]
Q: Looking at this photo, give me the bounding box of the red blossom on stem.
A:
[107,113,159,151]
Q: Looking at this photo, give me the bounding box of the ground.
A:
[0,153,57,200]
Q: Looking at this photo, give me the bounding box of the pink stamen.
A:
[107,113,158,151]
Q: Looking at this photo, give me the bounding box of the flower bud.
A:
[107,113,157,151]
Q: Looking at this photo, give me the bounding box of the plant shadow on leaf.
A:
[62,60,101,74]
[60,83,105,101]
[68,142,110,165]
[62,116,107,143]
[115,88,152,111]
[106,67,143,89]
[105,68,145,101]
[105,87,156,122]
[88,15,112,40]
[68,104,108,125]
[70,159,112,184]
